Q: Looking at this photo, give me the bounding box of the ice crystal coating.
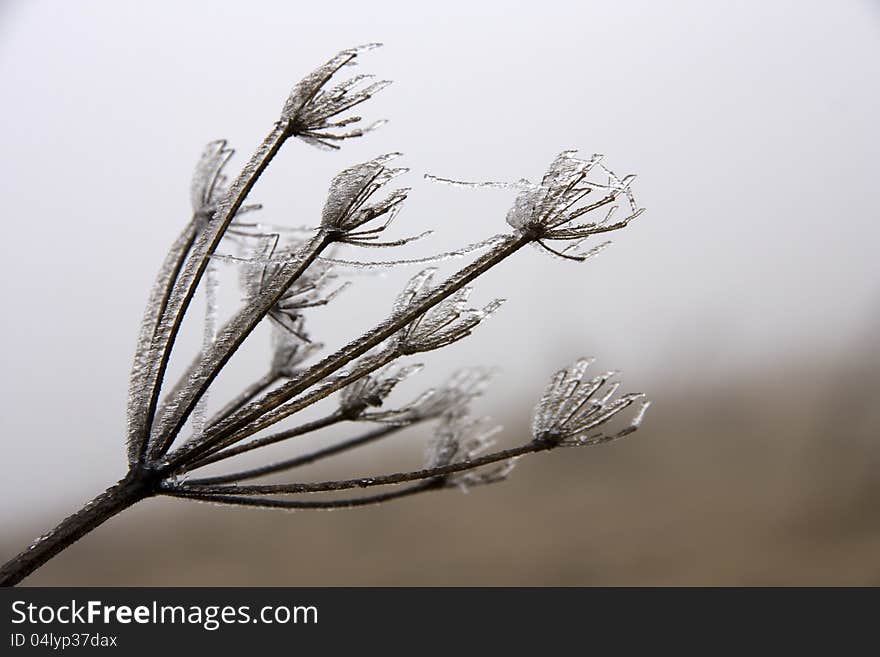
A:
[425,415,514,491]
[428,151,644,261]
[114,44,653,526]
[504,151,637,231]
[531,358,650,447]
[426,415,498,467]
[320,154,415,246]
[280,44,389,149]
[316,234,508,270]
[338,363,424,418]
[269,324,323,378]
[126,220,200,463]
[424,173,533,191]
[392,269,504,355]
[191,141,234,217]
[192,262,219,438]
[191,140,261,229]
[238,235,347,340]
[363,367,493,424]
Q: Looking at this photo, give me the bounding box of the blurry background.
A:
[1,0,879,585]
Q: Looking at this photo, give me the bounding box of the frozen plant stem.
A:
[162,234,529,471]
[131,123,292,465]
[0,45,651,586]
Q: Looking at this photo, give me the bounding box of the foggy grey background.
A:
[1,0,879,584]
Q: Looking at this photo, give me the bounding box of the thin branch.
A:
[161,233,533,474]
[185,409,346,472]
[163,480,443,510]
[149,231,334,458]
[168,441,548,496]
[186,424,405,485]
[165,346,400,470]
[127,221,199,465]
[207,372,280,427]
[131,122,293,459]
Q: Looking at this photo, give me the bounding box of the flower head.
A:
[428,150,643,261]
[531,358,650,447]
[269,325,323,378]
[392,269,504,355]
[321,154,415,246]
[363,367,493,425]
[191,140,234,219]
[506,151,639,231]
[190,141,261,229]
[338,363,423,418]
[425,414,515,491]
[281,44,390,149]
[239,234,348,340]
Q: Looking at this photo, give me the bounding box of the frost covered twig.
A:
[0,45,651,587]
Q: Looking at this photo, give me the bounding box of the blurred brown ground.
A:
[6,348,880,586]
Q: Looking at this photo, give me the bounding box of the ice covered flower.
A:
[239,234,348,340]
[191,140,233,219]
[269,325,323,378]
[280,44,390,149]
[190,140,260,229]
[392,269,504,355]
[531,358,650,447]
[425,415,515,491]
[320,154,419,247]
[506,150,641,231]
[362,367,494,424]
[338,363,423,418]
[428,150,643,261]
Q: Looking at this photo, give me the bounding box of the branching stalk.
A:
[186,410,346,472]
[163,233,530,472]
[0,46,648,587]
[132,122,293,460]
[186,424,404,485]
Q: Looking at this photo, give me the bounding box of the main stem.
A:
[0,469,157,587]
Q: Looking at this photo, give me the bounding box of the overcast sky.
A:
[1,0,878,524]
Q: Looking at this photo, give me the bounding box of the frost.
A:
[116,45,652,527]
[424,415,513,492]
[133,122,293,460]
[192,262,219,438]
[316,234,509,269]
[149,230,326,449]
[191,140,234,218]
[425,414,500,468]
[507,151,645,260]
[191,140,261,231]
[126,220,198,463]
[364,367,494,424]
[227,220,320,238]
[320,154,414,245]
[338,363,424,418]
[531,358,650,447]
[280,44,389,149]
[424,173,533,191]
[270,325,323,378]
[238,234,348,340]
[448,458,518,492]
[429,151,644,262]
[392,269,504,355]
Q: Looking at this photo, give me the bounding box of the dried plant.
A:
[0,44,650,586]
